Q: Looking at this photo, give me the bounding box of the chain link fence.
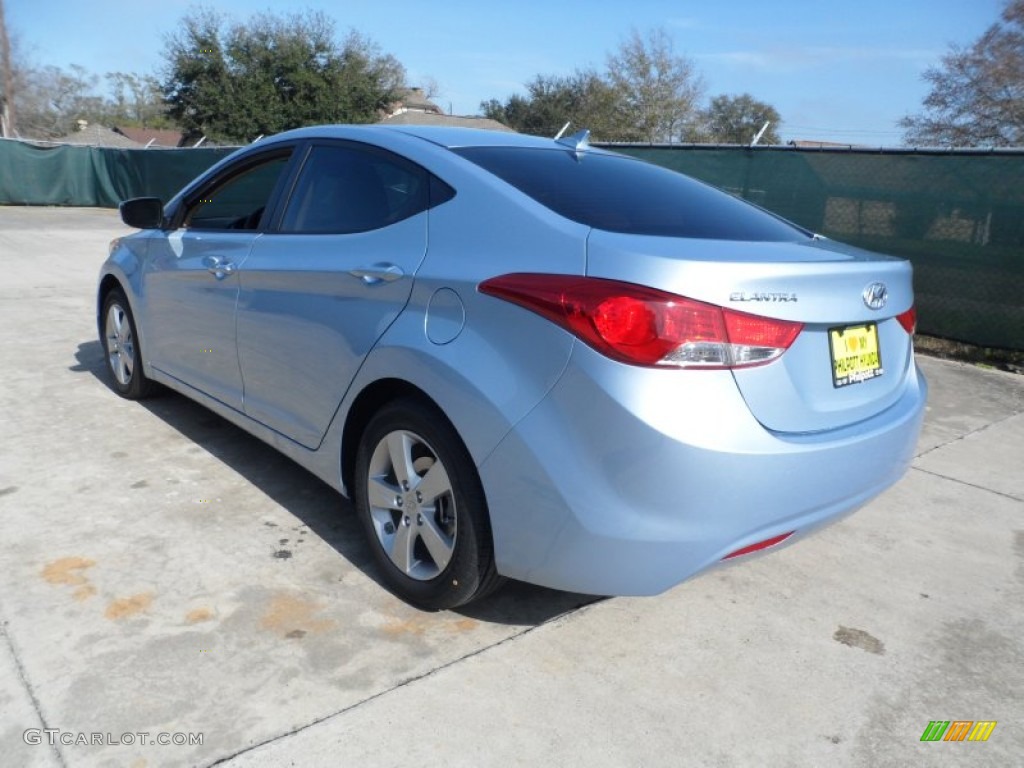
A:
[606,144,1024,351]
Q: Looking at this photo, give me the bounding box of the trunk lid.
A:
[586,231,915,433]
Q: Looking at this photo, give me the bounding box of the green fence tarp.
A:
[611,145,1024,351]
[1,138,1021,349]
[0,140,233,207]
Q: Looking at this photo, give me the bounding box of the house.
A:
[113,126,185,148]
[380,87,515,133]
[55,122,142,148]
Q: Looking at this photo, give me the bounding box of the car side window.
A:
[184,154,291,231]
[279,144,430,234]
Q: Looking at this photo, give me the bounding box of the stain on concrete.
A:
[0,485,16,496]
[73,585,97,602]
[278,539,289,545]
[259,593,335,637]
[382,615,480,637]
[42,556,96,586]
[853,617,1022,765]
[130,480,148,489]
[273,549,292,559]
[185,607,214,624]
[105,593,154,620]
[833,625,885,655]
[285,629,307,639]
[263,521,278,527]
[110,451,128,458]
[382,617,431,637]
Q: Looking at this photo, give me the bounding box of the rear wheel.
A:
[101,288,154,399]
[354,398,503,610]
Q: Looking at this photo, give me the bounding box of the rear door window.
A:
[278,144,435,234]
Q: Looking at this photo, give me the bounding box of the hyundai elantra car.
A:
[98,125,926,610]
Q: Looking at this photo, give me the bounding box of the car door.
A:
[142,150,294,409]
[235,141,435,448]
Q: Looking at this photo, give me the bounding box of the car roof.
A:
[261,124,585,151]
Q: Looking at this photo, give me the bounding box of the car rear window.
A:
[452,147,808,241]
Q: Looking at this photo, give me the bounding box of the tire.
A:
[100,288,154,400]
[353,398,504,610]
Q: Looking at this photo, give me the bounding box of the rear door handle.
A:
[202,256,236,280]
[349,264,404,285]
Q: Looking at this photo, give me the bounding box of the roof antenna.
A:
[556,128,591,154]
[554,121,572,140]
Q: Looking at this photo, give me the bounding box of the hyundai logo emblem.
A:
[863,282,888,310]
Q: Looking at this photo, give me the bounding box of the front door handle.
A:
[349,264,404,285]
[203,256,236,280]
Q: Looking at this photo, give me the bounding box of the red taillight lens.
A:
[479,273,803,369]
[896,306,917,335]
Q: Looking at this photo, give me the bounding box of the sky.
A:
[5,0,1007,145]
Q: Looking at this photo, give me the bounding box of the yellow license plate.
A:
[829,323,883,388]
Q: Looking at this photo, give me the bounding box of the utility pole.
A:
[0,0,15,137]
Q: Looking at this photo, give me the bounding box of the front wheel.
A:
[354,398,503,610]
[101,288,154,399]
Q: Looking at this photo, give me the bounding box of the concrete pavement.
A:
[1,207,1021,767]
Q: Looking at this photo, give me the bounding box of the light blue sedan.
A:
[98,125,926,610]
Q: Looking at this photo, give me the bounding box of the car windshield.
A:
[452,146,809,242]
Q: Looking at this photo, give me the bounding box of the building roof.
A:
[55,124,142,148]
[389,87,444,115]
[113,127,184,147]
[379,111,515,132]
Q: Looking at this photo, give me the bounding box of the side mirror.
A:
[119,197,164,229]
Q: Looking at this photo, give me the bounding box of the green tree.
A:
[900,0,1024,146]
[701,93,781,144]
[606,27,705,142]
[162,8,405,143]
[481,70,637,140]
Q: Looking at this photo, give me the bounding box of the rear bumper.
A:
[479,344,927,596]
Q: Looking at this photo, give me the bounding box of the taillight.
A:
[896,306,917,335]
[479,273,803,369]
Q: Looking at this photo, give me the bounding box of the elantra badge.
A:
[862,282,888,310]
[729,291,797,303]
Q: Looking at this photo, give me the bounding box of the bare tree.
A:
[106,72,170,128]
[0,0,15,136]
[606,27,705,143]
[15,64,104,138]
[901,0,1024,147]
[418,75,441,101]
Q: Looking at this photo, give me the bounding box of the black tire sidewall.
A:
[354,398,493,611]
[101,289,149,399]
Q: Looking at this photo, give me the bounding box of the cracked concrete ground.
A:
[1,207,1021,767]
